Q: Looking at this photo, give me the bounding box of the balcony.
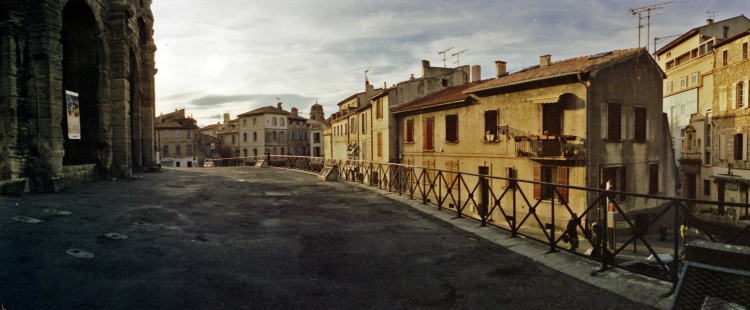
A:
[515,135,584,158]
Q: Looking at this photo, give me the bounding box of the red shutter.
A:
[533,166,541,199]
[422,120,428,150]
[426,118,434,150]
[558,167,568,203]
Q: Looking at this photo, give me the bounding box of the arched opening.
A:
[61,0,104,166]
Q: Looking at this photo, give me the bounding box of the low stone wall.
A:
[62,164,97,184]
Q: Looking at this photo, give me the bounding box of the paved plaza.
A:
[0,167,667,309]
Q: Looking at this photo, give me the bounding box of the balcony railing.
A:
[515,135,584,158]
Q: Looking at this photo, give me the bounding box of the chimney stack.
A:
[277,102,282,109]
[494,61,507,78]
[223,113,230,125]
[540,54,551,67]
[291,107,298,117]
[707,18,714,25]
[471,65,481,82]
[421,60,430,77]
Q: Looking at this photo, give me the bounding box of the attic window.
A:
[589,51,612,59]
[441,79,448,87]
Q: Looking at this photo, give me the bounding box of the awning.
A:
[709,174,750,184]
[524,92,575,104]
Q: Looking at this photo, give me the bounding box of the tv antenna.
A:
[630,1,672,52]
[452,49,468,66]
[438,47,454,67]
[707,11,718,20]
[653,34,680,52]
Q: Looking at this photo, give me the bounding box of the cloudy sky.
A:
[151,0,750,127]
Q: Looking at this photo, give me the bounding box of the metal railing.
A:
[208,155,750,287]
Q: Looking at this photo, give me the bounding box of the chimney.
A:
[494,61,507,78]
[277,102,282,109]
[471,65,481,82]
[707,18,714,25]
[421,60,430,77]
[409,74,416,80]
[223,113,229,125]
[291,107,298,117]
[540,54,551,67]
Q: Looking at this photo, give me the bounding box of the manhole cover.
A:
[43,208,72,215]
[264,192,292,196]
[13,216,44,224]
[66,249,94,258]
[104,233,128,240]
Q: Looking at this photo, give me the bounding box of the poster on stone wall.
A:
[65,90,81,140]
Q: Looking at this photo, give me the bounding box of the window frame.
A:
[445,114,458,143]
[680,76,687,89]
[691,73,698,85]
[484,110,498,142]
[404,119,414,143]
[665,82,672,93]
[723,50,728,66]
[738,82,745,109]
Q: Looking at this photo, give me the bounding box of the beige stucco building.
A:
[393,48,676,230]
[155,110,199,168]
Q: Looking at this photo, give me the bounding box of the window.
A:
[163,131,168,139]
[243,149,247,157]
[665,82,672,93]
[734,133,747,161]
[176,145,181,155]
[533,166,568,202]
[607,102,621,140]
[243,133,247,142]
[376,98,383,119]
[273,131,277,142]
[350,117,357,133]
[723,26,729,39]
[484,110,498,141]
[404,119,414,143]
[253,149,257,156]
[680,76,687,89]
[187,145,193,155]
[744,42,749,60]
[314,133,320,143]
[704,180,711,196]
[272,117,277,126]
[634,107,647,142]
[253,118,257,126]
[280,118,284,126]
[723,50,728,66]
[738,82,745,108]
[691,73,698,85]
[231,135,236,144]
[649,164,659,195]
[175,130,180,139]
[253,132,257,141]
[445,114,458,142]
[162,145,168,155]
[423,117,434,151]
[377,132,383,157]
[542,103,562,135]
[603,166,627,201]
[361,114,367,134]
[243,119,247,127]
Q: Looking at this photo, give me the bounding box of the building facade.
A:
[393,49,676,230]
[155,110,199,167]
[0,0,157,192]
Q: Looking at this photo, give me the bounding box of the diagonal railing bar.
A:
[457,174,483,219]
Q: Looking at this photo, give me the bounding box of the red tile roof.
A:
[238,106,289,116]
[391,80,484,113]
[466,48,644,93]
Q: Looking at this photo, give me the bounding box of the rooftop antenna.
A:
[451,49,468,66]
[438,47,454,67]
[653,34,680,52]
[630,1,672,52]
[707,10,718,20]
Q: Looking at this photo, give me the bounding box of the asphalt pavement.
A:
[0,167,671,309]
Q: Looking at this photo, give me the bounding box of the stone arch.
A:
[61,0,106,168]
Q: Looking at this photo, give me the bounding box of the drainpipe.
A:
[578,71,592,231]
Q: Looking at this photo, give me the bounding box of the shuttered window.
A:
[505,167,515,189]
[423,117,434,150]
[405,119,414,143]
[377,132,383,157]
[634,107,647,142]
[533,166,541,199]
[557,167,569,203]
[607,102,621,140]
[445,114,458,142]
[649,164,659,195]
[484,110,498,141]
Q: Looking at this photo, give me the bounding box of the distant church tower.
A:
[310,101,325,121]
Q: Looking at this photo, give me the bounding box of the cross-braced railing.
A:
[216,155,750,287]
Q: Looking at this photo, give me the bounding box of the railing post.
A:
[511,179,517,237]
[601,192,609,271]
[673,199,680,288]
[549,190,556,253]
